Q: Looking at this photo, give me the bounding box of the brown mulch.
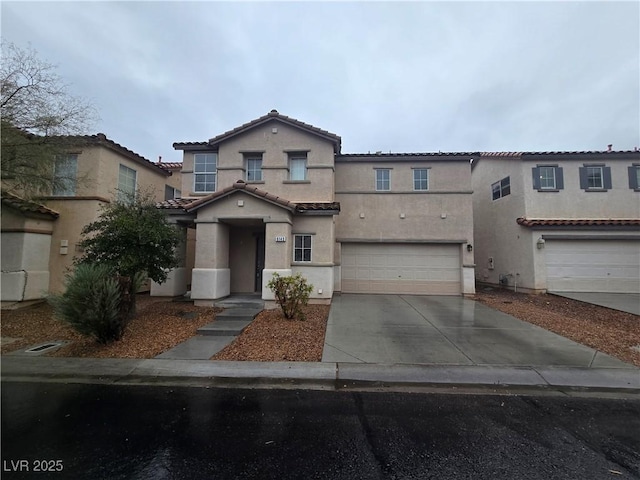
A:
[1,295,219,359]
[212,305,330,362]
[474,288,640,367]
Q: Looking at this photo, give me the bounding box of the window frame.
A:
[118,164,137,203]
[52,154,78,196]
[375,169,390,191]
[293,234,312,263]
[413,168,429,191]
[539,166,556,190]
[288,153,308,181]
[491,176,510,200]
[532,165,564,191]
[579,164,611,191]
[587,166,604,189]
[630,164,640,190]
[245,155,263,182]
[193,153,218,193]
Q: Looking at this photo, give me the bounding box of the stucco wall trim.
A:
[336,191,473,195]
[337,238,467,244]
[541,234,640,240]
[1,228,53,235]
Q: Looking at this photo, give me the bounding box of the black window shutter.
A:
[579,167,588,189]
[603,166,612,189]
[532,167,540,190]
[628,166,639,189]
[556,167,564,190]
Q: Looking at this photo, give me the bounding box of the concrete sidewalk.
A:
[1,356,638,394]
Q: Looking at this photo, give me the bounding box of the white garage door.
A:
[546,240,640,293]
[341,243,461,295]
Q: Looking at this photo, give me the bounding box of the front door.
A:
[255,232,265,292]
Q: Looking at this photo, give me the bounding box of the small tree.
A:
[267,273,313,320]
[77,190,182,314]
[1,40,98,198]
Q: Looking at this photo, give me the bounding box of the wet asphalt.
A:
[2,382,639,479]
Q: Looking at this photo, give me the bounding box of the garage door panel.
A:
[546,240,640,293]
[341,243,461,295]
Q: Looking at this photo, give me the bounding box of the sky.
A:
[2,1,639,162]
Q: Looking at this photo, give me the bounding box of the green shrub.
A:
[267,273,313,320]
[49,264,129,344]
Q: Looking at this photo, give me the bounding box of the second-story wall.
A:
[180,122,336,202]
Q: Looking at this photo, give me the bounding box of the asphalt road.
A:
[2,382,639,479]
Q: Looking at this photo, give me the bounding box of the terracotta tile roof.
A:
[155,198,196,209]
[174,110,342,153]
[50,133,171,176]
[337,152,478,161]
[517,218,640,228]
[296,202,341,212]
[155,162,183,170]
[1,191,60,218]
[155,181,340,213]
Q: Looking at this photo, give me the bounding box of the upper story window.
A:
[579,164,611,191]
[164,185,181,201]
[413,168,429,191]
[293,234,312,262]
[289,153,307,181]
[194,153,217,193]
[245,155,263,182]
[629,164,640,190]
[52,154,78,196]
[491,176,510,200]
[532,165,564,191]
[375,169,390,191]
[118,164,137,203]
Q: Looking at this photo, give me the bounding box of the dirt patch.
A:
[474,288,640,367]
[1,295,219,359]
[212,305,330,362]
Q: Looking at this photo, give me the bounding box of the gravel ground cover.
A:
[0,295,219,359]
[211,305,330,362]
[474,288,640,367]
[2,290,637,366]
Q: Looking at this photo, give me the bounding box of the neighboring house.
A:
[156,110,476,306]
[471,150,640,294]
[1,134,173,302]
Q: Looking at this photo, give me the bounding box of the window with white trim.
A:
[532,165,564,191]
[52,154,78,196]
[630,165,640,190]
[491,176,510,200]
[579,164,611,190]
[194,153,217,193]
[375,169,390,191]
[289,153,307,181]
[413,169,429,191]
[118,164,137,203]
[293,234,312,262]
[246,155,263,182]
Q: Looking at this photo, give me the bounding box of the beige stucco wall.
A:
[472,156,640,292]
[522,158,640,218]
[180,121,335,202]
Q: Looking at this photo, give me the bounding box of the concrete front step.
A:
[197,320,253,336]
[155,335,235,360]
[215,296,264,309]
[216,308,262,320]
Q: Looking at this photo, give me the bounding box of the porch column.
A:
[150,226,188,297]
[191,220,231,305]
[262,220,292,305]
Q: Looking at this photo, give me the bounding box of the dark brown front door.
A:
[255,232,265,292]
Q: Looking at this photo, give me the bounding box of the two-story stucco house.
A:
[1,134,175,303]
[156,110,476,306]
[471,151,640,294]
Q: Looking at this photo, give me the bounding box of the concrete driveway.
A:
[322,294,634,367]
[550,292,640,316]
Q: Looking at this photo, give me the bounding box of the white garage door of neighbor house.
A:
[341,243,461,295]
[546,240,640,293]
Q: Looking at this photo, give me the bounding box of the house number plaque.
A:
[275,236,286,242]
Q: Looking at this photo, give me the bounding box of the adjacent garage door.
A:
[341,243,461,295]
[545,240,640,293]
